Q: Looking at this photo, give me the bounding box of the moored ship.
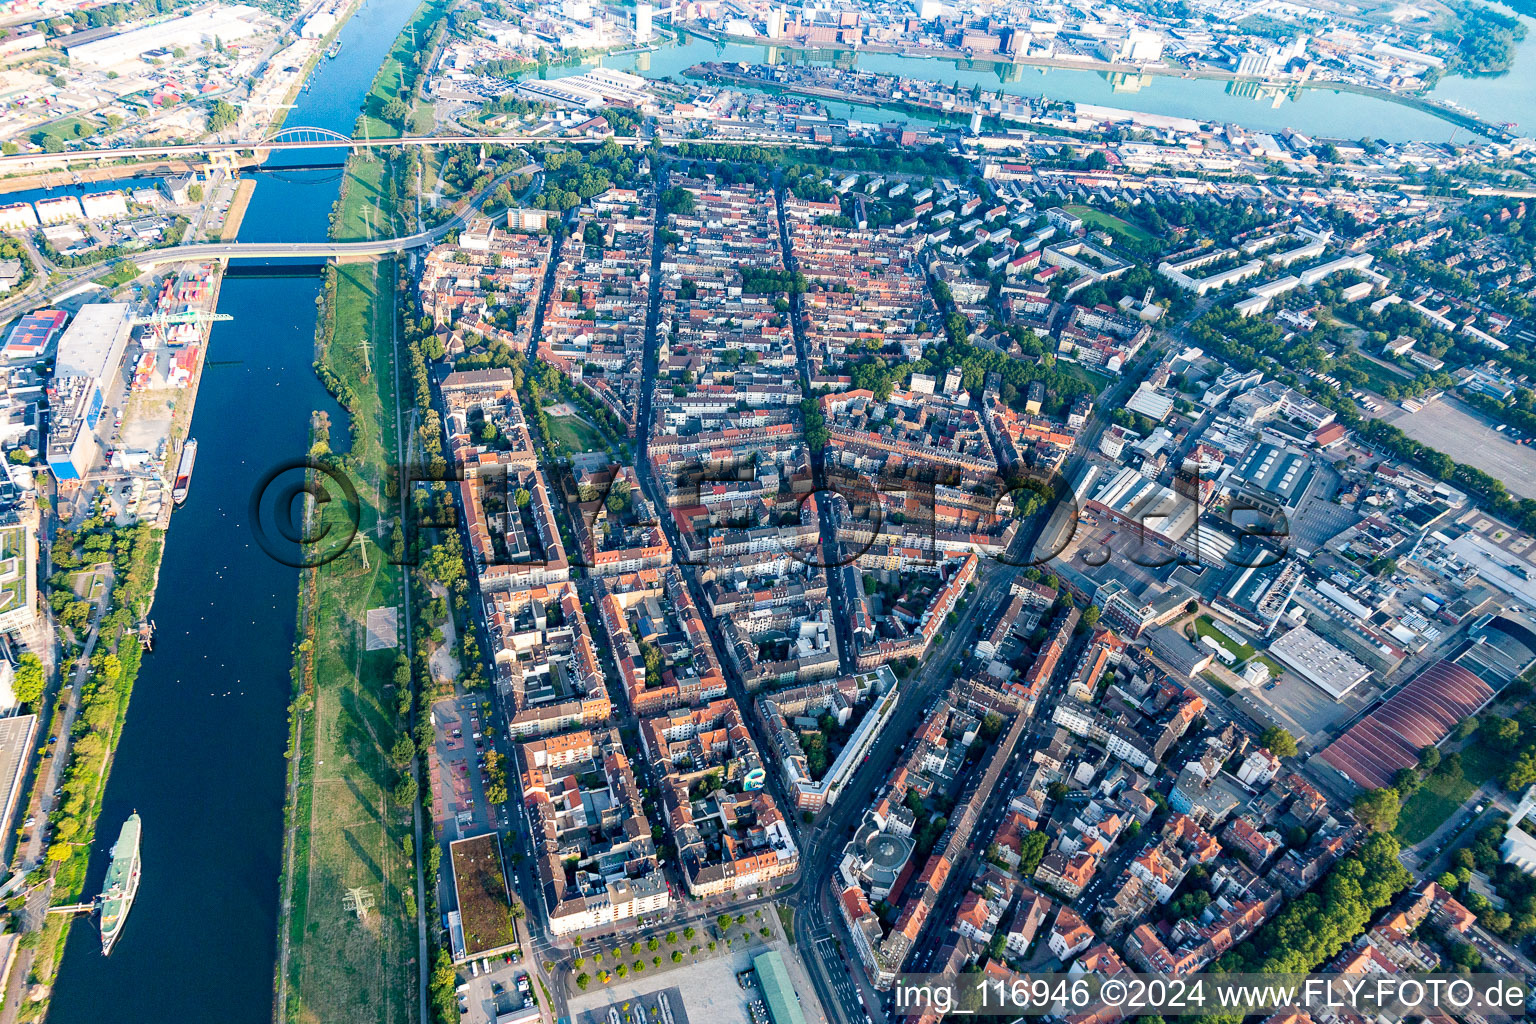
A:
[98,813,141,956]
[172,439,197,505]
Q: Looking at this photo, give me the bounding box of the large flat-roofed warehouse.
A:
[0,713,36,858]
[46,304,133,482]
[1231,441,1316,515]
[62,4,267,65]
[514,68,655,112]
[54,303,132,384]
[1267,624,1369,698]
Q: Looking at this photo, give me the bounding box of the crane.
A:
[130,310,233,329]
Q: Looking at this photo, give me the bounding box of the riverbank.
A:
[220,180,256,242]
[276,6,444,1023]
[15,523,162,1024]
[688,29,1515,142]
[5,250,237,1022]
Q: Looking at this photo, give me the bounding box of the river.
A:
[547,24,1535,142]
[43,0,419,1020]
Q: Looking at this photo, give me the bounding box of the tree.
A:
[1435,751,1464,782]
[1419,745,1443,771]
[1259,727,1299,759]
[1506,752,1536,792]
[206,98,239,132]
[1081,605,1100,628]
[576,973,591,990]
[1018,830,1048,875]
[1353,787,1400,833]
[1484,716,1522,752]
[390,735,415,768]
[11,653,43,707]
[382,98,411,126]
[392,775,419,806]
[513,487,531,508]
[659,187,695,215]
[1448,941,1482,972]
[430,949,458,1022]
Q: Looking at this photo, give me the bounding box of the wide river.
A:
[44,0,418,1019]
[555,15,1536,142]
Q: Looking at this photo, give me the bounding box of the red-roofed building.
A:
[1318,660,1494,789]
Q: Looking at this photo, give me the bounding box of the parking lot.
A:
[567,940,826,1024]
[460,960,535,1024]
[573,985,691,1024]
[429,693,505,843]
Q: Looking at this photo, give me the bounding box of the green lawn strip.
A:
[334,158,396,242]
[357,0,451,140]
[1251,654,1285,677]
[283,157,413,1022]
[1201,671,1236,697]
[287,257,411,1024]
[1395,735,1501,845]
[31,116,99,147]
[1345,352,1413,394]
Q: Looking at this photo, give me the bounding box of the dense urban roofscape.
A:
[4,0,1536,1023]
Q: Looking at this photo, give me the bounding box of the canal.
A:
[44,0,419,1020]
[550,24,1536,142]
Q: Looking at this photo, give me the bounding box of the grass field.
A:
[285,256,416,1024]
[1395,735,1502,845]
[1194,615,1256,661]
[1345,352,1412,395]
[335,158,397,242]
[546,412,607,454]
[30,116,98,147]
[1057,360,1115,393]
[1061,204,1156,244]
[776,905,795,943]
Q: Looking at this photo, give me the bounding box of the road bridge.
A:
[0,130,836,174]
[129,227,443,266]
